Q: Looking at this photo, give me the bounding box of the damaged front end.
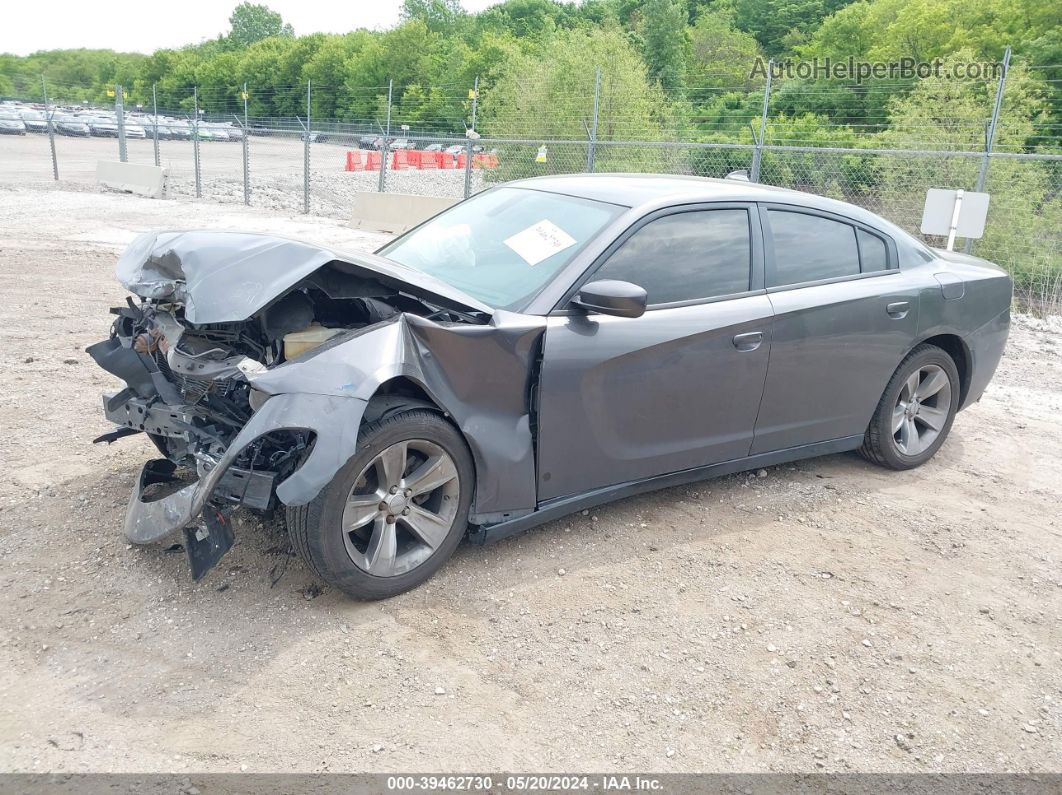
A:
[89,230,505,580]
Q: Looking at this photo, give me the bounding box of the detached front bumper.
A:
[111,391,367,544]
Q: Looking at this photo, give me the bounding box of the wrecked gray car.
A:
[90,175,1011,599]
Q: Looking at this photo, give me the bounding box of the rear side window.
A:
[594,209,752,305]
[857,229,888,271]
[768,210,860,285]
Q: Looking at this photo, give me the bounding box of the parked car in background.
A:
[54,114,90,137]
[358,134,379,148]
[166,119,192,140]
[0,110,27,135]
[423,143,444,153]
[124,120,147,139]
[19,109,48,133]
[89,175,1011,599]
[389,137,416,150]
[443,144,465,156]
[87,116,119,137]
[139,115,170,140]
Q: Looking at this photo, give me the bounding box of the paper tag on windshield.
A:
[504,220,577,266]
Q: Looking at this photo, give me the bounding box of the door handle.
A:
[732,331,763,351]
[886,301,910,318]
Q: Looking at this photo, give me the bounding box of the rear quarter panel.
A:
[914,252,1012,408]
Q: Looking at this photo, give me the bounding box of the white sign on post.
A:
[920,188,990,250]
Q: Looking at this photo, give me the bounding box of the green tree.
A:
[687,10,763,91]
[401,0,468,34]
[641,0,688,93]
[227,3,294,49]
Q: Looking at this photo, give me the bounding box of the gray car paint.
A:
[95,174,1012,554]
[247,311,546,523]
[117,230,492,324]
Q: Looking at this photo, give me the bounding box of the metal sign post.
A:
[921,188,990,250]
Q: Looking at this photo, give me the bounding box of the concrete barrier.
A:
[96,161,167,198]
[350,191,459,234]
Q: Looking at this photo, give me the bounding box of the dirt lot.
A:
[0,183,1059,774]
[2,130,482,216]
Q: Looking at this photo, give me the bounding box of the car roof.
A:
[509,173,903,236]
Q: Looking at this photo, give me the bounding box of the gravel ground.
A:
[0,182,1059,774]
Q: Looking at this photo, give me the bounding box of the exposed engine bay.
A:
[92,265,463,493]
[86,230,545,581]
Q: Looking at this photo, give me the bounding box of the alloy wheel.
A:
[340,439,461,577]
[892,364,952,456]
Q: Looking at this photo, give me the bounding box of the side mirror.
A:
[571,279,647,319]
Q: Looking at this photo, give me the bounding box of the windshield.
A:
[379,187,626,310]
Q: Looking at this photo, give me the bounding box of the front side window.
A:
[593,209,752,305]
[380,187,626,310]
[769,210,859,286]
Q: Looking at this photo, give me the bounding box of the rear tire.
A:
[859,344,960,470]
[286,410,473,600]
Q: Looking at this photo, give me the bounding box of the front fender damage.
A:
[125,392,366,543]
[248,311,546,525]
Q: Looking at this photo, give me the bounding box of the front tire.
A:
[859,344,960,470]
[286,410,473,600]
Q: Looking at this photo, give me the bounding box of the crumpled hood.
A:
[116,230,493,324]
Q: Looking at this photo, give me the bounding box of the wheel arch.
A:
[907,332,972,409]
[362,375,484,521]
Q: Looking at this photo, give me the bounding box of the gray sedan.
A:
[89,175,1011,599]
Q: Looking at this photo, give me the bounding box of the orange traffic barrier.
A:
[392,150,411,170]
[365,150,381,170]
[439,152,456,169]
[420,151,439,169]
[473,153,500,169]
[345,150,368,171]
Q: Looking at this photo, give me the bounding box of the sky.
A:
[2,0,503,56]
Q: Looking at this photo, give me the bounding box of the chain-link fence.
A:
[2,59,1060,313]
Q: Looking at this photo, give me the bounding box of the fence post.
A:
[41,76,58,181]
[192,86,201,198]
[586,67,601,173]
[470,76,479,132]
[966,46,1011,253]
[304,80,311,214]
[750,60,773,182]
[242,83,250,205]
[463,139,473,199]
[385,78,393,137]
[378,139,388,192]
[115,84,128,163]
[151,83,160,167]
